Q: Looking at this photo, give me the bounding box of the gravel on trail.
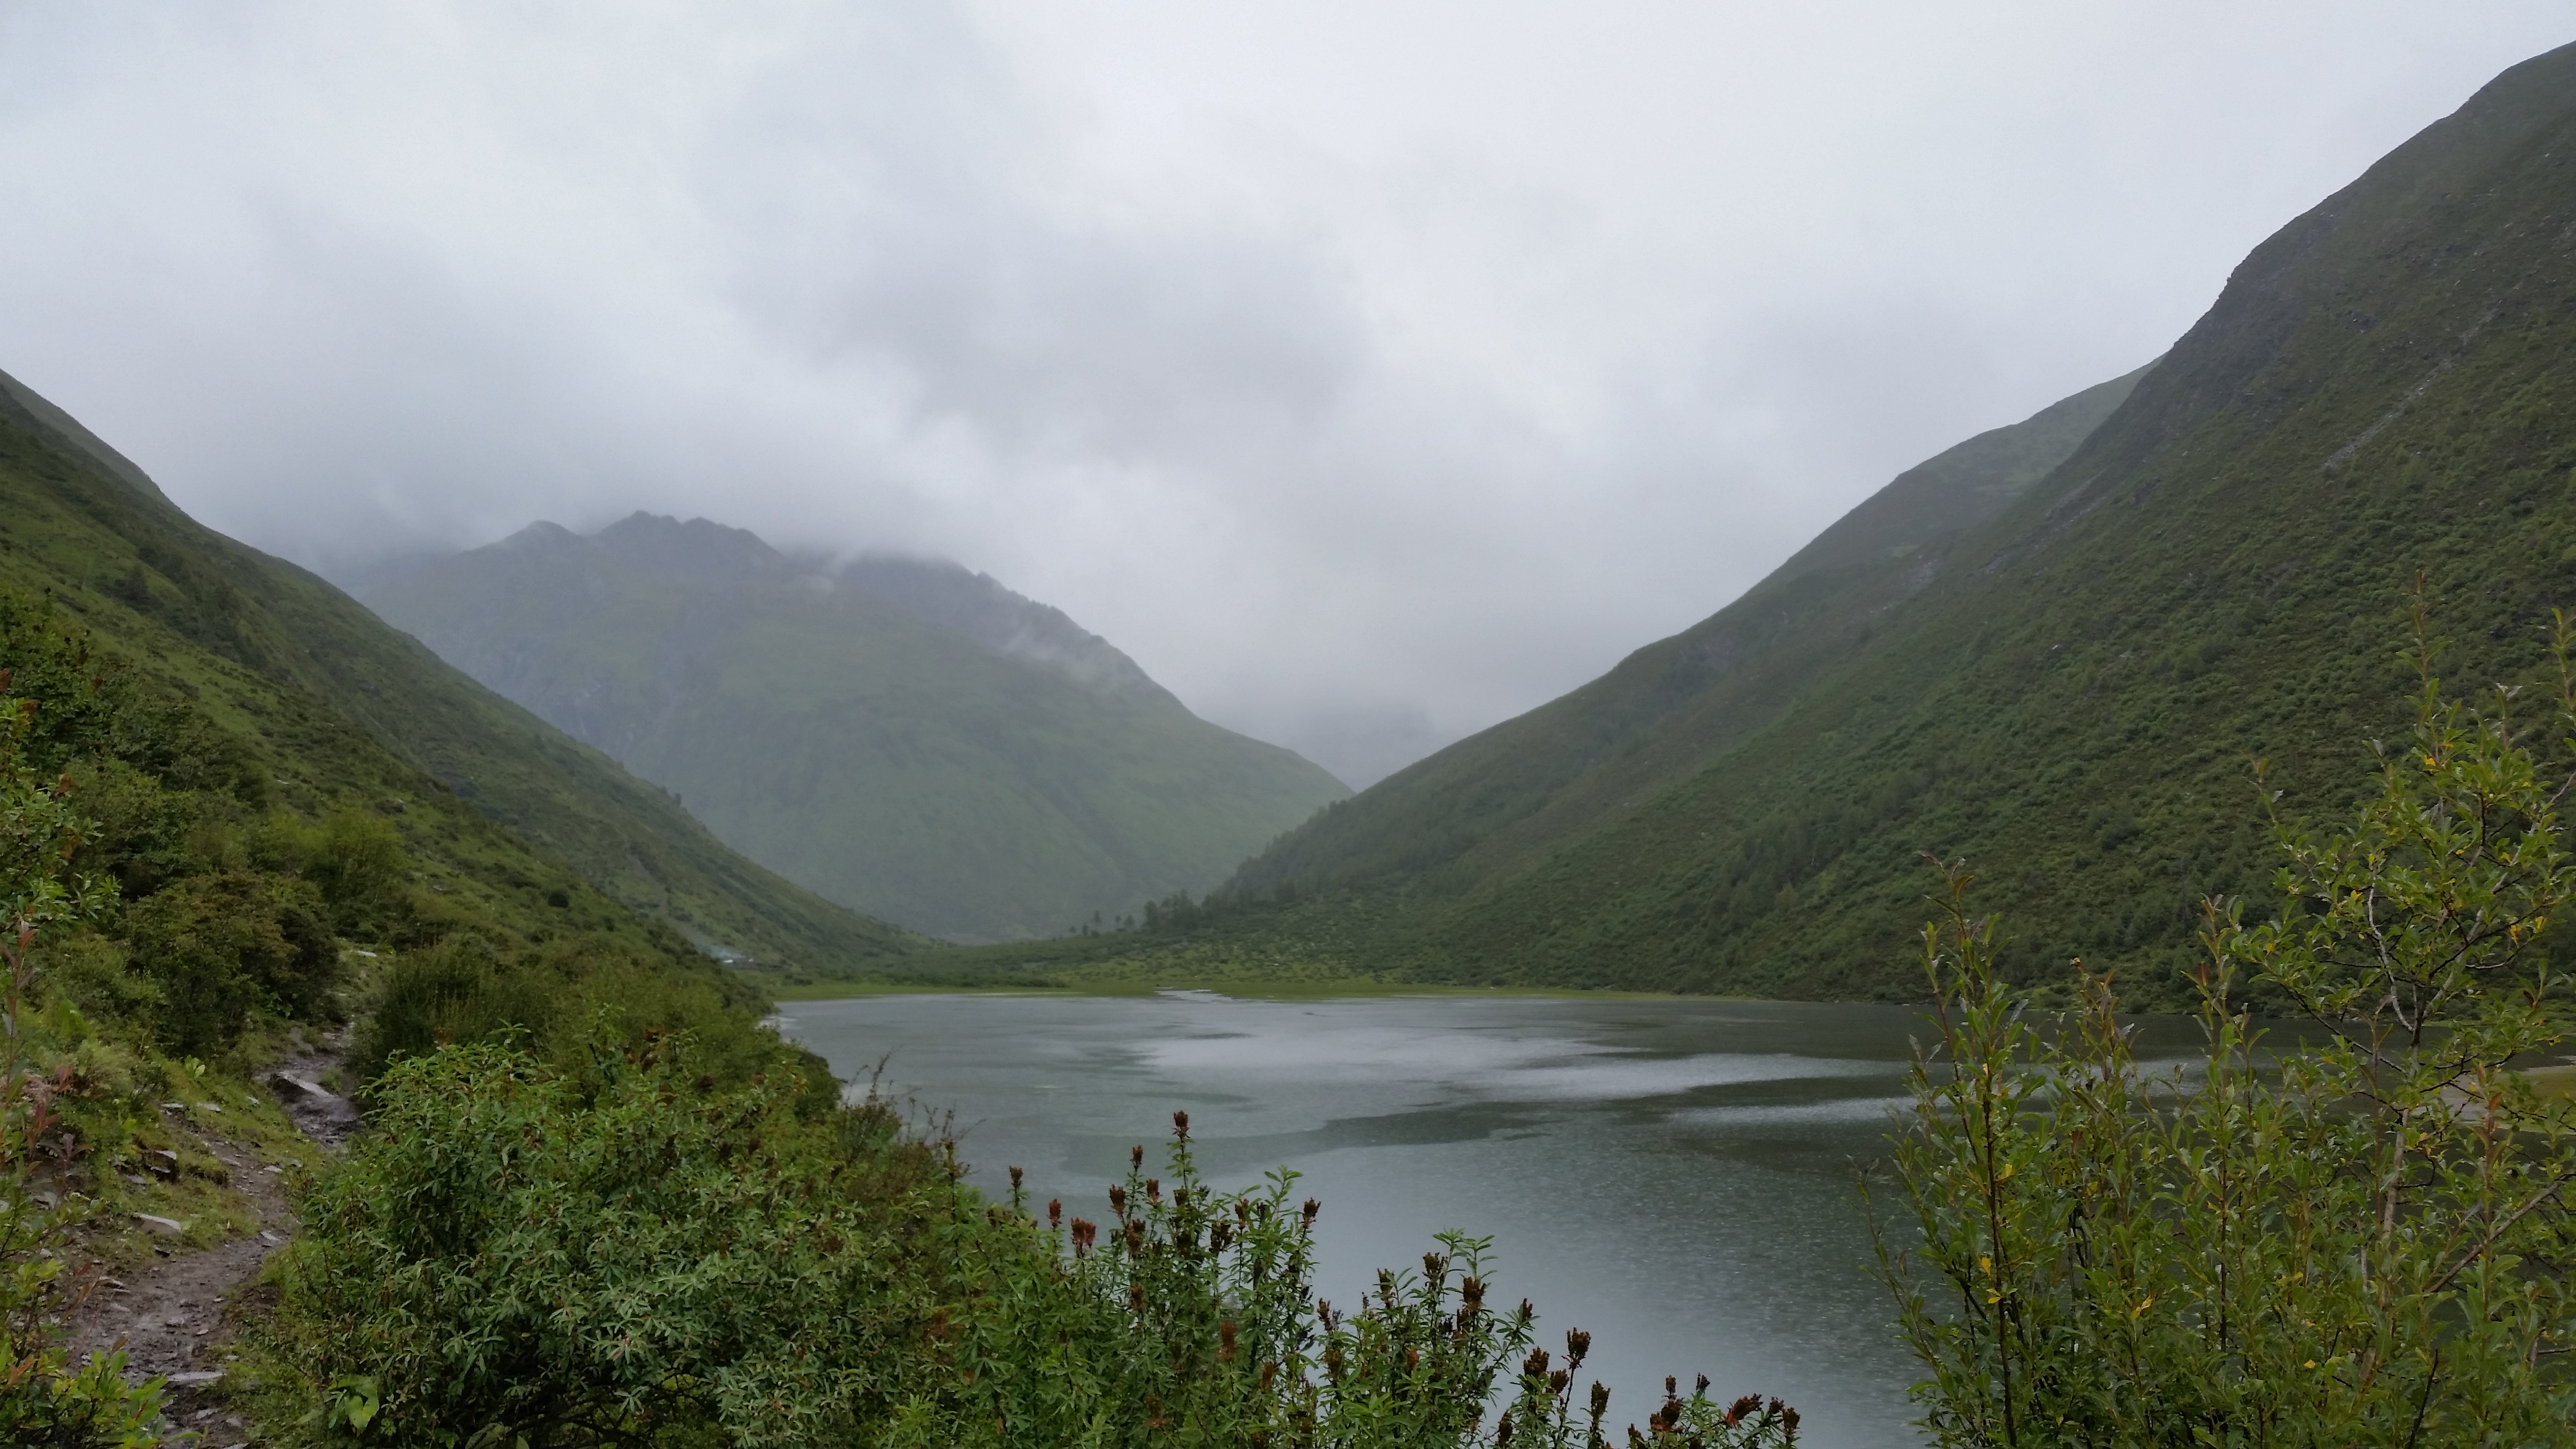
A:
[62,1036,358,1441]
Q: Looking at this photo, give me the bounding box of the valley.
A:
[955,40,2576,1007]
[2,28,2575,1449]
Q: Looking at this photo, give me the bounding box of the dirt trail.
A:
[64,1037,358,1440]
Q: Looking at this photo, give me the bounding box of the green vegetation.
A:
[11,32,2576,1445]
[0,638,166,1443]
[1878,628,2576,1444]
[0,389,879,1438]
[961,40,2576,1005]
[360,515,1348,943]
[0,368,918,977]
[245,1046,1798,1447]
[1228,365,2148,910]
[0,535,1733,1446]
[0,571,860,1431]
[0,360,1785,1445]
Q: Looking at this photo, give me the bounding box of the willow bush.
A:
[1880,617,2576,1446]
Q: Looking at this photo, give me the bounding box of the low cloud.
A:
[0,3,2565,783]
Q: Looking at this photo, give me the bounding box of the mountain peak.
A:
[588,513,788,580]
[499,520,579,550]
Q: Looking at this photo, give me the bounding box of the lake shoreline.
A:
[763,975,1792,1003]
[772,989,1953,1447]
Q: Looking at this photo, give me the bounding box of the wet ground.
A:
[63,1038,358,1443]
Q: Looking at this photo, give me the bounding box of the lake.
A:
[774,990,2179,1447]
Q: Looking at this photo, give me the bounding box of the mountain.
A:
[1232,364,2152,901]
[1175,40,2576,999]
[0,367,919,975]
[360,516,1351,942]
[837,552,1178,701]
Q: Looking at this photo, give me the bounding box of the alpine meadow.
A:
[4,20,2576,1449]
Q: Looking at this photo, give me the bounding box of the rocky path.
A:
[64,1039,359,1442]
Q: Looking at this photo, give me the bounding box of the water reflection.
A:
[775,991,2193,1447]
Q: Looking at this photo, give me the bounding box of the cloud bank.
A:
[0,3,2565,784]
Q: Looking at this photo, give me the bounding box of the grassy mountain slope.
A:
[362,515,1350,942]
[1231,365,2149,902]
[0,370,919,973]
[1170,40,2576,1000]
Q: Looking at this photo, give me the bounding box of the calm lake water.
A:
[774,991,2191,1447]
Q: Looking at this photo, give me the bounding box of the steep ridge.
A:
[1231,365,2149,901]
[839,553,1181,702]
[363,516,1350,942]
[1214,40,2576,999]
[0,370,918,972]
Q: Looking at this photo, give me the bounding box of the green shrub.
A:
[34,931,159,1028]
[258,1036,966,1446]
[347,932,547,1083]
[1878,624,2576,1445]
[122,868,338,1055]
[258,1035,1797,1448]
[0,679,169,1445]
[900,1115,1802,1449]
[60,757,200,902]
[300,808,409,939]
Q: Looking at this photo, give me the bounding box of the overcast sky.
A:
[2,4,2569,786]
